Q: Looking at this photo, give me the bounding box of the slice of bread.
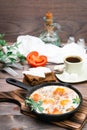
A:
[23,72,56,86]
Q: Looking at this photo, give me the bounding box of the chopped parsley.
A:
[72,96,80,104]
[25,97,44,113]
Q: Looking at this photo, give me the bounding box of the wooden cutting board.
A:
[0,89,87,130]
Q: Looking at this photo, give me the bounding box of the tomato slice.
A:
[26,51,47,67]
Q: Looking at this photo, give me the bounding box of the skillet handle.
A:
[6,78,32,91]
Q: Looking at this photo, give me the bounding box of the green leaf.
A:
[0,50,4,56]
[0,40,7,46]
[16,52,25,62]
[72,96,80,104]
[0,54,7,61]
[0,34,25,64]
[7,52,13,56]
[9,58,16,62]
[25,98,44,113]
[14,42,21,48]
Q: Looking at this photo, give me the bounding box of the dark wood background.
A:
[0,0,87,43]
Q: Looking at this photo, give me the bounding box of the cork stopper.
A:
[46,12,53,19]
[45,12,53,25]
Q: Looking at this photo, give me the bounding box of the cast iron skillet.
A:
[6,78,83,122]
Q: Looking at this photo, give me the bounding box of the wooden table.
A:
[0,63,87,130]
[0,0,87,43]
[0,1,87,129]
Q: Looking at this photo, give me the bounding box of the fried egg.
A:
[29,85,80,114]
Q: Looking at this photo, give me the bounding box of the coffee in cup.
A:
[64,56,83,74]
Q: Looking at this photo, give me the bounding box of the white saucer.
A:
[55,62,87,83]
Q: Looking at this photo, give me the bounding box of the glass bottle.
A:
[39,12,61,46]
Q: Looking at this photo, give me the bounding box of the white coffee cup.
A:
[64,56,83,74]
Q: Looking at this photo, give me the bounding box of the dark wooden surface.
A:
[0,0,87,43]
[0,63,87,130]
[0,1,87,129]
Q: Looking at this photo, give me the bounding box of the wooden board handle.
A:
[0,90,87,130]
[0,89,27,111]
